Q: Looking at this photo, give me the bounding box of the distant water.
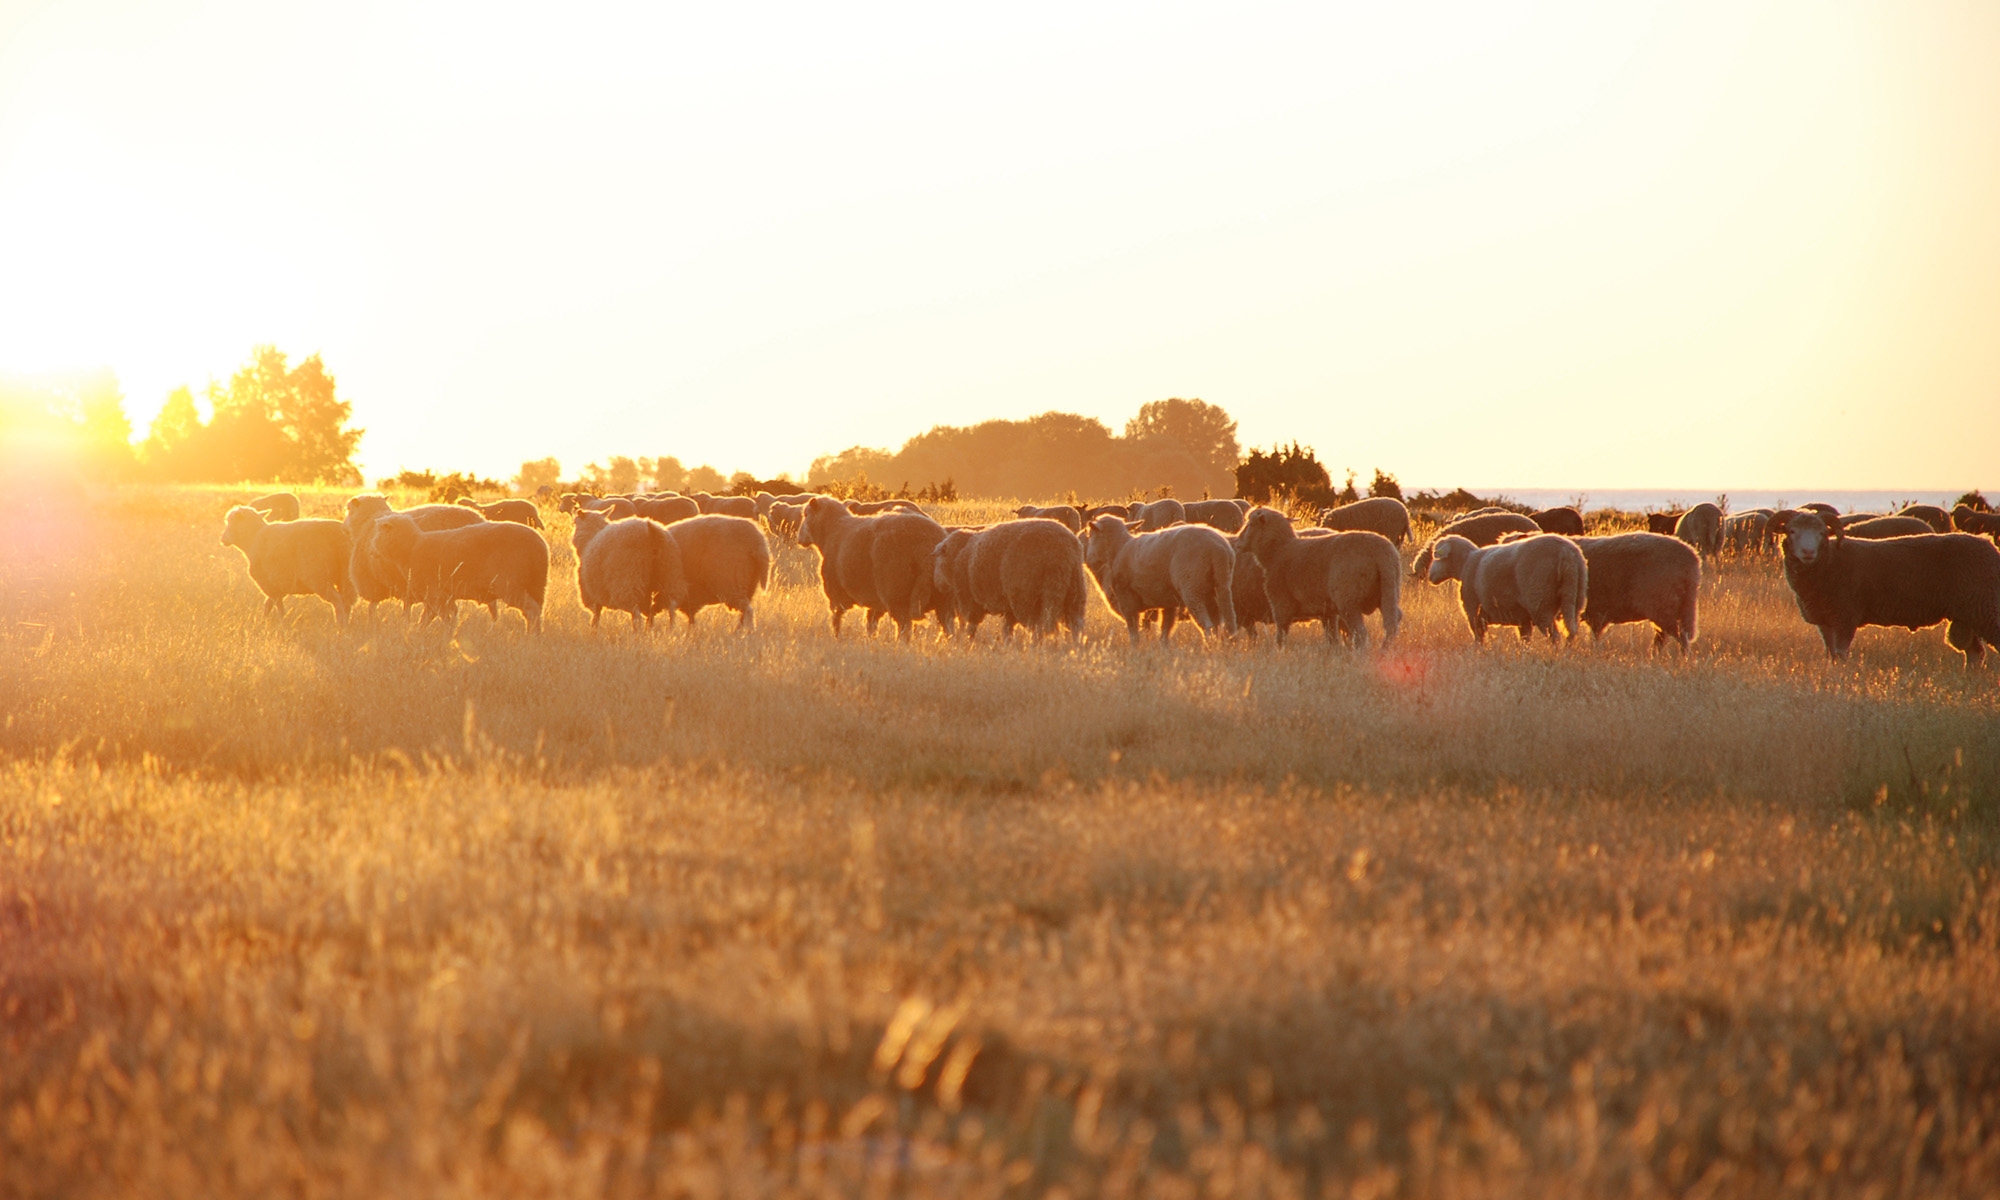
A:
[1416,488,1969,514]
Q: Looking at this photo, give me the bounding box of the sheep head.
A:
[221,506,267,548]
[1426,535,1476,584]
[1780,512,1832,566]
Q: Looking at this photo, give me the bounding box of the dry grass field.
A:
[3,485,1998,1198]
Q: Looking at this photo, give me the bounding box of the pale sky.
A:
[2,1,1995,490]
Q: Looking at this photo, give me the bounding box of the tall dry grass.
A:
[1,485,1996,1197]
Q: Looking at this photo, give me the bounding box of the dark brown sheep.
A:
[1411,512,1541,577]
[1646,511,1682,535]
[370,515,549,632]
[1775,512,2000,666]
[1318,496,1412,546]
[1571,532,1700,652]
[1236,508,1400,647]
[1530,506,1585,536]
[1953,504,2000,543]
[455,496,546,529]
[799,498,946,640]
[1899,504,1952,534]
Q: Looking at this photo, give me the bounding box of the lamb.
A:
[1235,507,1400,647]
[1130,498,1186,531]
[1081,515,1235,641]
[1530,506,1585,536]
[343,495,486,619]
[632,495,700,525]
[1317,497,1412,546]
[1646,511,1682,535]
[1673,502,1723,560]
[570,510,685,631]
[248,491,302,522]
[1952,504,2000,543]
[1426,532,1586,645]
[1012,504,1084,533]
[455,496,546,529]
[660,514,770,630]
[1569,532,1700,652]
[368,515,549,632]
[1180,499,1247,534]
[1773,511,2000,666]
[960,518,1089,642]
[1899,504,1952,534]
[220,506,355,626]
[798,497,947,640]
[1841,515,1936,540]
[1410,512,1541,577]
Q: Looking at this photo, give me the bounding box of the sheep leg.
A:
[522,598,542,634]
[1321,616,1338,645]
[1123,609,1143,643]
[828,605,847,636]
[264,595,285,620]
[866,609,883,637]
[735,604,755,632]
[1945,620,1987,668]
[1159,606,1180,641]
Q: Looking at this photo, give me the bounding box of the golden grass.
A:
[2,485,1997,1198]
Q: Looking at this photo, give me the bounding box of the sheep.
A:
[845,498,923,516]
[660,514,769,630]
[1130,498,1186,531]
[1180,499,1247,534]
[960,518,1089,642]
[1842,515,1937,540]
[1012,504,1084,533]
[694,493,758,519]
[1723,510,1773,554]
[1530,506,1585,536]
[1673,502,1723,560]
[1569,532,1700,652]
[570,510,685,631]
[1773,511,2000,666]
[1952,504,2000,543]
[798,497,946,640]
[1452,507,1518,522]
[343,495,487,619]
[220,506,355,626]
[1646,511,1682,535]
[1081,514,1235,641]
[1410,511,1541,577]
[766,501,805,542]
[632,495,700,525]
[248,491,302,522]
[931,529,988,640]
[1426,532,1586,645]
[1898,504,1952,533]
[1802,502,1842,520]
[754,491,777,517]
[455,496,546,529]
[1317,497,1412,546]
[368,514,549,632]
[1235,507,1400,647]
[1081,503,1132,526]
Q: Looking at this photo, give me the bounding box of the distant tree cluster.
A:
[0,369,135,484]
[808,398,1241,501]
[375,469,502,502]
[139,346,363,485]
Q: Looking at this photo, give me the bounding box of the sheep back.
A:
[1843,515,1935,540]
[1530,506,1585,536]
[1573,532,1700,650]
[1084,516,1235,640]
[220,507,354,624]
[1412,512,1541,577]
[1181,499,1247,534]
[576,516,687,630]
[1318,496,1411,546]
[662,514,770,630]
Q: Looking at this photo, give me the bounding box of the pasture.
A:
[3,485,1997,1198]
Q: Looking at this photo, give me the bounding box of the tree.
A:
[1234,442,1333,506]
[1,369,136,482]
[1367,469,1402,501]
[513,457,561,495]
[139,346,363,484]
[1124,398,1240,492]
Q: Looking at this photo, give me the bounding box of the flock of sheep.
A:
[215,485,2000,668]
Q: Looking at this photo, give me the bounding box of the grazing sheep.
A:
[368,515,549,632]
[754,491,777,517]
[1081,503,1132,526]
[660,514,769,630]
[1646,511,1682,535]
[570,511,686,631]
[766,501,805,542]
[1411,512,1541,577]
[248,491,301,522]
[798,498,946,640]
[1530,506,1586,536]
[343,495,487,619]
[1774,511,2000,666]
[455,496,546,529]
[632,495,700,525]
[1235,508,1400,647]
[1673,503,1723,560]
[1180,499,1247,534]
[1801,502,1842,521]
[1426,532,1586,645]
[220,506,355,626]
[1952,504,2000,543]
[1012,504,1084,533]
[963,518,1089,642]
[845,498,923,516]
[1317,497,1412,546]
[1081,515,1235,641]
[1570,532,1700,652]
[931,529,986,640]
[1130,498,1186,531]
[1898,504,1952,534]
[1723,510,1773,554]
[1843,515,1937,540]
[694,493,758,519]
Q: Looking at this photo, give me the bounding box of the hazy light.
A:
[1,1,1994,488]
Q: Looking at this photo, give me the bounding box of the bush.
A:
[375,469,502,503]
